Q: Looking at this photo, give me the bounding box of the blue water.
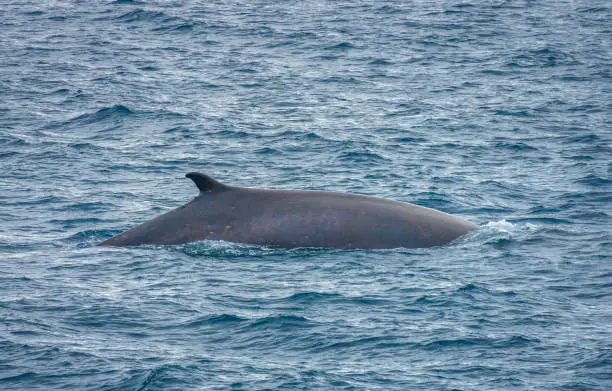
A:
[1,1,611,389]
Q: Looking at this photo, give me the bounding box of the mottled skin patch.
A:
[100,173,476,249]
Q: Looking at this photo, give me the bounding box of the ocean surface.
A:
[1,1,611,390]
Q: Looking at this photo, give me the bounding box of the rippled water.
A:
[1,1,611,390]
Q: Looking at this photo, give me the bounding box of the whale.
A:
[99,172,476,249]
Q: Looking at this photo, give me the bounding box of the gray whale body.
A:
[100,172,476,249]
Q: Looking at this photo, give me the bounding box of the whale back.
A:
[99,173,476,248]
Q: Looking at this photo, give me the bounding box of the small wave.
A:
[493,141,539,151]
[49,218,104,229]
[492,109,531,117]
[326,42,355,51]
[114,9,176,23]
[337,150,388,163]
[459,220,539,250]
[563,134,600,144]
[422,337,486,350]
[5,195,65,206]
[0,151,20,158]
[423,335,538,351]
[576,174,611,187]
[112,0,144,4]
[254,147,283,156]
[368,58,393,66]
[318,75,362,84]
[70,105,134,125]
[163,126,193,134]
[0,372,37,382]
[312,336,403,353]
[483,219,535,233]
[152,22,198,33]
[246,315,314,330]
[68,306,149,329]
[456,282,488,294]
[208,129,254,139]
[132,364,190,391]
[511,217,572,224]
[177,240,277,257]
[457,282,517,298]
[570,350,612,371]
[391,136,428,143]
[282,292,341,304]
[176,236,356,257]
[507,48,578,68]
[272,130,328,141]
[177,314,248,328]
[66,229,116,245]
[384,106,424,117]
[68,142,99,150]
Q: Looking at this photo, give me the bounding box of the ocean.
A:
[1,1,610,390]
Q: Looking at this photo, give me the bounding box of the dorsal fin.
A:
[185,172,227,193]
